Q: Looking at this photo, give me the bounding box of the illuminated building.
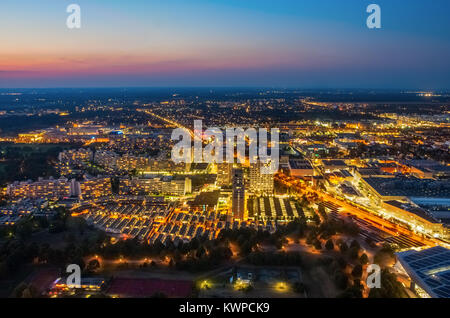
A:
[6,177,71,200]
[67,124,108,136]
[325,170,354,185]
[16,131,45,143]
[288,159,314,177]
[59,148,94,165]
[355,167,393,178]
[321,159,348,172]
[301,143,330,157]
[0,201,40,225]
[58,148,94,176]
[382,200,449,241]
[216,163,232,186]
[410,198,450,225]
[120,177,159,195]
[94,151,150,173]
[247,196,303,222]
[360,177,450,202]
[120,176,191,196]
[73,199,195,242]
[184,178,192,194]
[73,176,112,200]
[116,154,149,172]
[94,150,119,172]
[146,160,187,173]
[359,177,450,241]
[162,177,191,196]
[249,162,274,195]
[400,160,450,179]
[232,169,245,220]
[396,246,450,298]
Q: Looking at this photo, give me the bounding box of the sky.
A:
[1,0,450,89]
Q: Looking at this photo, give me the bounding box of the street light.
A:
[274,282,289,292]
[200,280,211,290]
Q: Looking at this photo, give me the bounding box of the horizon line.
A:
[0,87,449,91]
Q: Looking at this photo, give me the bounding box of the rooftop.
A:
[289,159,313,170]
[397,246,450,298]
[322,159,347,168]
[363,177,450,198]
[357,167,392,177]
[190,190,220,207]
[384,200,440,224]
[403,160,450,174]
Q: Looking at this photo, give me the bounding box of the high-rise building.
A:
[75,176,112,200]
[249,162,274,195]
[119,176,191,196]
[232,169,245,220]
[184,177,192,194]
[94,150,119,172]
[216,163,232,186]
[59,148,93,165]
[116,154,149,172]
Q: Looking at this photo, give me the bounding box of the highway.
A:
[138,109,195,139]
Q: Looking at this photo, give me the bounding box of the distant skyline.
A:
[1,0,450,89]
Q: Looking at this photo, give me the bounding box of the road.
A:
[138,109,195,139]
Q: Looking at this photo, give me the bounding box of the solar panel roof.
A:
[397,246,450,298]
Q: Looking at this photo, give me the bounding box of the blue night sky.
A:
[1,0,449,88]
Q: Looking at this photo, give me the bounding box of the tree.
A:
[348,246,360,260]
[343,222,360,236]
[312,214,321,224]
[305,233,314,245]
[369,269,408,298]
[374,244,396,266]
[0,261,7,280]
[360,253,369,265]
[66,216,88,235]
[338,283,363,298]
[243,284,254,293]
[16,219,33,240]
[318,205,327,220]
[313,240,322,250]
[87,259,100,271]
[293,282,306,294]
[196,246,206,258]
[21,285,39,298]
[325,239,334,250]
[12,283,29,298]
[335,271,348,290]
[246,251,301,266]
[336,256,347,269]
[350,240,360,250]
[339,242,348,253]
[351,264,363,279]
